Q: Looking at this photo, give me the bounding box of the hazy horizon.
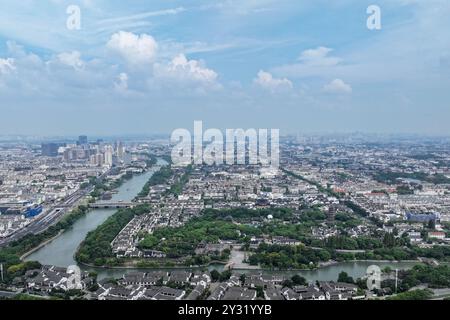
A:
[2,131,450,143]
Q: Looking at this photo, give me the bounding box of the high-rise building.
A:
[96,153,104,166]
[41,143,60,157]
[63,148,76,161]
[104,145,114,167]
[78,135,88,145]
[90,154,98,166]
[117,141,125,160]
[123,151,132,165]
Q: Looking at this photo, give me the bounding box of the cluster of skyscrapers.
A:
[41,136,128,167]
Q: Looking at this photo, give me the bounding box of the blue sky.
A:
[0,0,449,136]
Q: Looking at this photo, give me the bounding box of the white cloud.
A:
[57,51,84,70]
[114,72,128,92]
[0,37,222,98]
[0,58,15,74]
[171,54,217,82]
[323,79,352,94]
[107,31,158,65]
[98,7,185,25]
[298,47,341,67]
[0,41,122,99]
[273,46,343,79]
[203,0,278,15]
[156,54,218,83]
[254,70,293,92]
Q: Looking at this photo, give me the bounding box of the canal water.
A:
[26,159,166,268]
[26,158,420,281]
[84,261,419,282]
[236,261,419,283]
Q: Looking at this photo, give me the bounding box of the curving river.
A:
[26,160,166,269]
[26,159,420,281]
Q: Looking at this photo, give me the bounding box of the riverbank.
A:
[76,257,423,273]
[77,259,424,283]
[20,230,65,260]
[319,259,421,268]
[19,168,157,263]
[77,260,224,270]
[74,162,170,266]
[25,161,166,267]
[230,258,423,272]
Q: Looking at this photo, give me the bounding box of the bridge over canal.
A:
[88,202,135,209]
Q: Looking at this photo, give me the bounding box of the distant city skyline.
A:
[1,1,450,135]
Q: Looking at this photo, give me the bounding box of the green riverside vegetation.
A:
[386,289,433,300]
[137,165,173,198]
[76,164,186,266]
[75,204,151,266]
[139,208,292,258]
[1,160,159,282]
[397,264,450,290]
[248,243,331,269]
